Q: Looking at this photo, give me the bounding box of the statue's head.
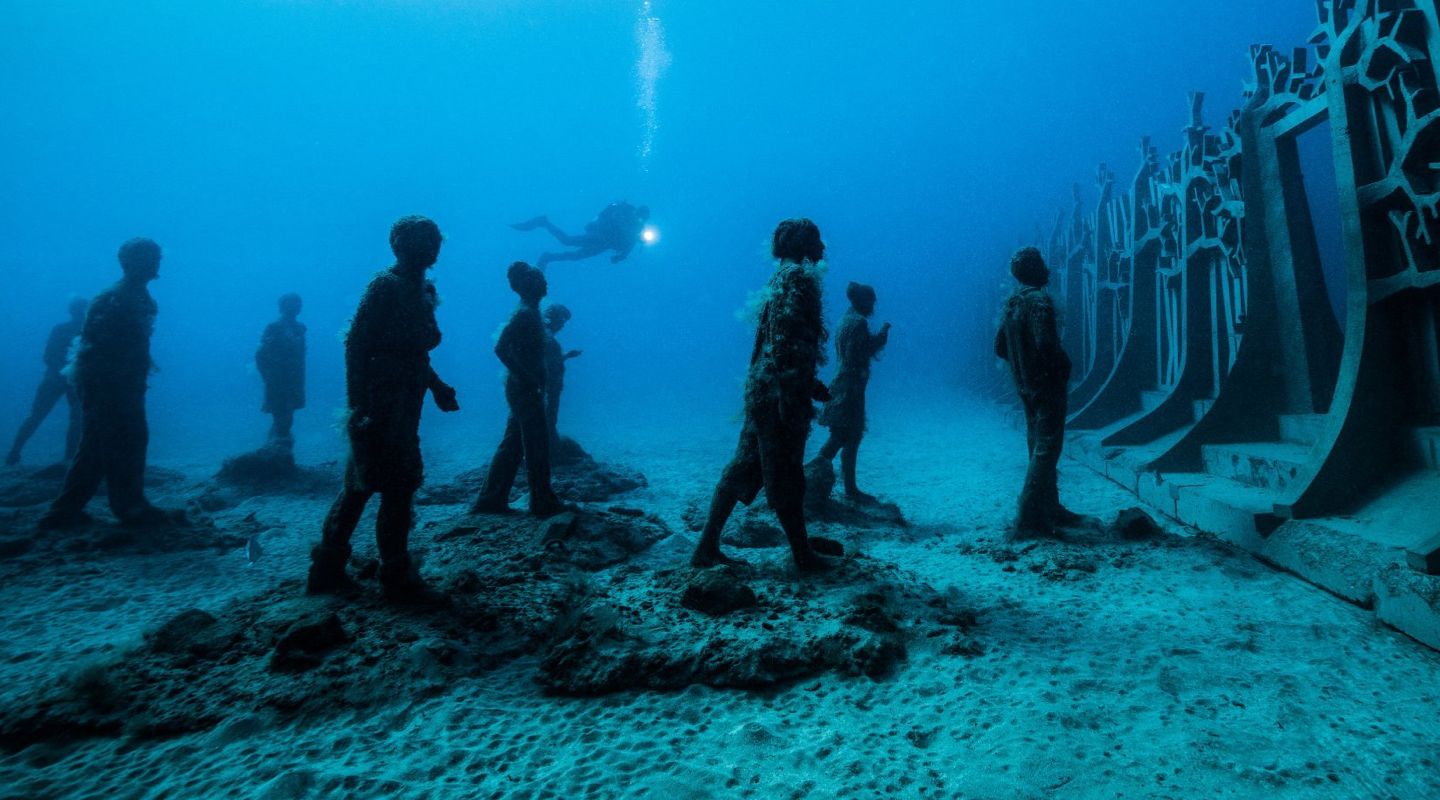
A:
[845,281,877,315]
[544,303,572,332]
[278,292,303,319]
[118,237,162,280]
[772,218,825,265]
[1010,246,1049,288]
[390,216,443,269]
[67,296,89,320]
[507,261,547,302]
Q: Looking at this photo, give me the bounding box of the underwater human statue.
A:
[542,304,582,452]
[810,281,891,502]
[993,246,1084,540]
[306,216,459,603]
[6,296,88,466]
[38,239,185,529]
[471,262,566,517]
[511,201,650,268]
[254,292,306,450]
[691,218,837,572]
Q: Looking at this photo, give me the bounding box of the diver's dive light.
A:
[641,225,659,244]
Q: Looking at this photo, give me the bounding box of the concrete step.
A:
[1409,427,1440,470]
[1193,399,1215,421]
[1138,471,1282,551]
[1201,441,1312,492]
[1067,436,1440,655]
[1279,414,1326,446]
[1140,389,1169,409]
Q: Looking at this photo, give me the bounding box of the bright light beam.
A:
[641,225,660,244]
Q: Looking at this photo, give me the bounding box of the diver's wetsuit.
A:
[994,285,1072,534]
[516,202,647,268]
[256,316,306,445]
[7,316,83,465]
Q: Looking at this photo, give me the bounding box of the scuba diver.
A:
[691,218,836,572]
[994,246,1084,541]
[7,296,87,466]
[511,201,650,268]
[810,281,891,502]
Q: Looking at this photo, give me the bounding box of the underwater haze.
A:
[2,0,1318,465]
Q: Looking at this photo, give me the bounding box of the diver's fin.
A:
[510,215,547,231]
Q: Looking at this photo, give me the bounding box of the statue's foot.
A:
[792,548,839,573]
[119,505,189,528]
[306,562,361,597]
[36,509,93,531]
[690,547,749,569]
[470,498,514,515]
[1053,504,1085,524]
[529,494,569,518]
[381,572,449,607]
[844,488,879,505]
[1005,522,1057,543]
[1053,505,1100,529]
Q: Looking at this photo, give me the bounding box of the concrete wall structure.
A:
[1047,0,1440,649]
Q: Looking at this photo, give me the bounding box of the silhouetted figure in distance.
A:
[38,239,181,529]
[543,304,582,451]
[994,246,1082,540]
[812,281,891,502]
[307,216,459,604]
[7,297,87,466]
[692,218,836,572]
[512,201,650,268]
[255,292,306,449]
[472,262,565,517]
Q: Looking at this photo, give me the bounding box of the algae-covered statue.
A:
[692,218,837,572]
[471,262,565,517]
[6,296,87,466]
[993,247,1083,540]
[511,201,650,268]
[38,239,184,529]
[255,293,306,449]
[306,216,459,603]
[542,303,582,451]
[810,281,891,502]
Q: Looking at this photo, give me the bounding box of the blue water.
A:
[1,0,1318,465]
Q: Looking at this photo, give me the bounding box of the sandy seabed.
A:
[1,401,1438,800]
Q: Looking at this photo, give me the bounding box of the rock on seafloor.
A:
[537,555,982,695]
[417,438,646,507]
[0,498,984,747]
[0,506,666,746]
[200,444,340,510]
[0,464,188,509]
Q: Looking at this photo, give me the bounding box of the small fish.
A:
[246,535,265,564]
